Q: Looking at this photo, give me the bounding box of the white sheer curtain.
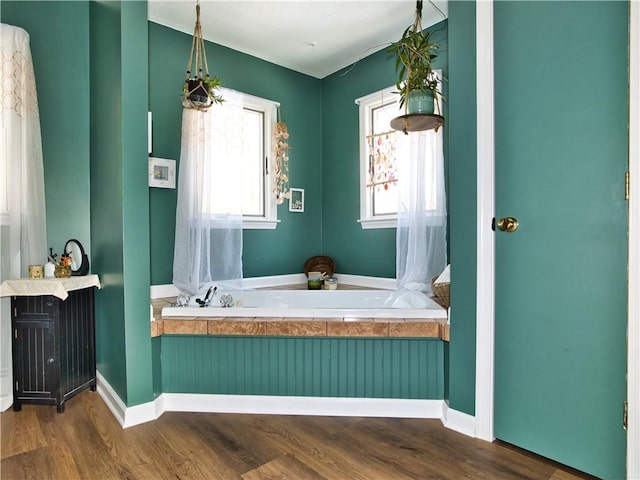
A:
[173,89,244,295]
[396,128,447,294]
[0,24,47,411]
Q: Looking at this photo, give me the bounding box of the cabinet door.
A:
[13,316,58,401]
[57,288,96,394]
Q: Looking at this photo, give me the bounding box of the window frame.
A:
[355,78,443,230]
[356,86,402,229]
[226,89,279,230]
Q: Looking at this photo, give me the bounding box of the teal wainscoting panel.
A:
[161,336,444,399]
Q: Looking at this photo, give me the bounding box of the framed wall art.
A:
[289,188,304,212]
[149,157,176,189]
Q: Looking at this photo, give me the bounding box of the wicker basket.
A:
[303,255,336,278]
[431,276,450,308]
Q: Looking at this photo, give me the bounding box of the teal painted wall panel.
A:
[120,1,153,406]
[89,1,154,406]
[1,1,92,261]
[89,0,128,402]
[152,337,162,397]
[321,21,448,277]
[148,22,323,284]
[161,336,444,399]
[446,1,477,415]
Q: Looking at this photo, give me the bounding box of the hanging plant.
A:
[387,1,441,113]
[387,1,444,133]
[181,1,224,110]
[272,109,290,205]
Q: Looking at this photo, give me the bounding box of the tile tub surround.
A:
[150,285,449,341]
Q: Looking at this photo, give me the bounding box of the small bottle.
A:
[44,261,55,278]
[324,277,338,290]
[45,248,57,278]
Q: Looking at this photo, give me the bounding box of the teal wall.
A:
[446,1,477,416]
[321,20,448,278]
[89,0,127,400]
[1,1,92,262]
[162,336,444,399]
[89,0,153,406]
[148,22,323,283]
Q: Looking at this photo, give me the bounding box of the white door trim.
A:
[627,1,640,477]
[474,0,495,443]
[476,0,640,475]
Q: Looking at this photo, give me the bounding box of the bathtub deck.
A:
[150,284,449,341]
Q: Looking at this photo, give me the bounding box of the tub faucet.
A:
[196,285,217,307]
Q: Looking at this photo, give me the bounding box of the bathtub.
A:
[161,289,447,319]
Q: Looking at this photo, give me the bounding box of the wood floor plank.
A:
[0,407,47,459]
[241,453,326,480]
[109,410,241,480]
[1,393,596,480]
[250,414,416,480]
[180,412,281,476]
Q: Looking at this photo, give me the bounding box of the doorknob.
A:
[496,217,519,233]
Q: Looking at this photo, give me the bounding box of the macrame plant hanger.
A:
[182,0,223,110]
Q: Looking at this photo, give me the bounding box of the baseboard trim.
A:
[0,393,13,412]
[96,371,127,426]
[162,393,443,419]
[97,373,478,438]
[442,400,477,437]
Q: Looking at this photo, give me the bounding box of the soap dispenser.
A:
[44,248,56,278]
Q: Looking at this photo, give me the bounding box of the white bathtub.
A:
[162,289,447,319]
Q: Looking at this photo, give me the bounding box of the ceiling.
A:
[147,0,448,79]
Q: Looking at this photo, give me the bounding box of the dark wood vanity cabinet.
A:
[11,286,97,413]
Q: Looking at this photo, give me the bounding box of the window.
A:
[356,85,440,229]
[208,89,278,229]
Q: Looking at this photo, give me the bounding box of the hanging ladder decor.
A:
[182,1,223,110]
[272,107,291,205]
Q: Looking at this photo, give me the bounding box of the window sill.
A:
[243,218,280,230]
[357,217,397,230]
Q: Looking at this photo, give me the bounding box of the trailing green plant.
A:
[182,74,224,105]
[202,75,224,103]
[388,12,441,110]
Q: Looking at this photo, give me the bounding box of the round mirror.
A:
[64,239,89,276]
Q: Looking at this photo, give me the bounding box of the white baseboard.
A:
[162,393,443,419]
[0,393,12,412]
[96,372,127,426]
[96,371,161,428]
[96,371,127,425]
[442,400,477,438]
[97,372,478,439]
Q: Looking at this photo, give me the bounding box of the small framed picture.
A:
[149,157,176,189]
[289,188,304,212]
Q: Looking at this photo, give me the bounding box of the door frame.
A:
[473,1,640,477]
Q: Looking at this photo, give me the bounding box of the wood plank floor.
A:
[1,392,596,480]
